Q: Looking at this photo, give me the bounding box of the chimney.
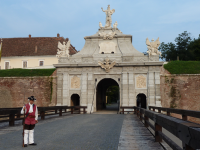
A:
[29,34,31,38]
[57,33,60,37]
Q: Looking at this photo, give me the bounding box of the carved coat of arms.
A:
[98,58,116,73]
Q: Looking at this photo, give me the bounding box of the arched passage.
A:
[71,94,80,106]
[96,78,119,111]
[136,93,146,109]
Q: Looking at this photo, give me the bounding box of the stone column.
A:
[155,72,161,106]
[87,73,95,113]
[122,72,128,106]
[81,73,88,107]
[62,73,69,106]
[128,73,135,106]
[148,72,155,106]
[56,73,63,106]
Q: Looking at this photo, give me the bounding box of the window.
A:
[5,62,9,69]
[39,61,44,66]
[23,61,27,68]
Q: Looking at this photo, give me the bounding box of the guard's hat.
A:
[28,96,36,101]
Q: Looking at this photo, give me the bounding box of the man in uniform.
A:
[21,96,38,147]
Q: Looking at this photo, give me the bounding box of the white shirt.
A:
[21,102,38,120]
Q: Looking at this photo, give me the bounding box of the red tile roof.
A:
[1,35,77,57]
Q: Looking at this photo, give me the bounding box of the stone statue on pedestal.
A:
[146,38,162,57]
[56,40,71,58]
[101,5,115,28]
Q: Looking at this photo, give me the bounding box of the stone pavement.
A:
[118,115,164,150]
[0,114,125,150]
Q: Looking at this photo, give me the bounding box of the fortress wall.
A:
[0,76,57,108]
[160,67,200,123]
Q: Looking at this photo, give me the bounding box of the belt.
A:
[28,116,35,118]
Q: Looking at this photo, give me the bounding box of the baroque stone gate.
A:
[54,5,163,113]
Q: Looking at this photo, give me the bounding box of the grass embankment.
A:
[0,68,56,77]
[164,61,200,74]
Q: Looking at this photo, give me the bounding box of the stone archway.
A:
[96,78,119,111]
[71,94,80,106]
[136,93,146,109]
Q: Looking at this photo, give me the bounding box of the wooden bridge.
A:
[0,106,200,150]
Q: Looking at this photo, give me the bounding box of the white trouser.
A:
[29,129,34,144]
[24,130,29,144]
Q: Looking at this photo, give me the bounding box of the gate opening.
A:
[71,94,80,106]
[96,78,119,111]
[136,94,146,109]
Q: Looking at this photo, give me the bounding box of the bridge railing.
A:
[149,106,200,121]
[0,106,87,126]
[135,107,200,150]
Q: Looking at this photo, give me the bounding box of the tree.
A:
[159,31,200,61]
[106,86,119,103]
[187,37,200,61]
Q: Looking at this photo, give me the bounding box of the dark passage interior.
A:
[136,94,146,109]
[96,78,119,111]
[71,94,80,106]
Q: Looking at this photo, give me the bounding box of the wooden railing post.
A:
[17,112,21,118]
[182,114,188,121]
[79,108,81,114]
[134,108,136,114]
[158,109,161,113]
[71,108,73,114]
[155,123,162,142]
[59,108,62,116]
[55,109,57,114]
[167,111,170,116]
[9,113,15,126]
[40,111,45,120]
[122,108,124,114]
[140,110,142,121]
[153,108,155,112]
[144,115,149,127]
[83,108,86,114]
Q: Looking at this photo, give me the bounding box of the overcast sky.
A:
[1,0,200,53]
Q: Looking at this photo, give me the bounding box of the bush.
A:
[164,61,200,74]
[0,68,56,77]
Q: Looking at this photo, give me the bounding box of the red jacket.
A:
[25,103,37,125]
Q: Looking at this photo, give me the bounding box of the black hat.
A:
[28,96,36,101]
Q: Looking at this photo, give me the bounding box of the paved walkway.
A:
[0,114,124,150]
[0,113,166,150]
[118,115,164,150]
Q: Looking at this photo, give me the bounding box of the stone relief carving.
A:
[99,41,116,53]
[135,57,148,62]
[123,56,133,62]
[146,38,162,57]
[98,57,116,73]
[71,76,80,89]
[101,5,115,28]
[99,31,116,40]
[135,75,147,89]
[56,40,70,58]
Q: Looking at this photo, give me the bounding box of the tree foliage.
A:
[159,31,200,61]
[106,86,119,103]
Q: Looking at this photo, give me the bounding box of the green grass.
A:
[164,61,200,74]
[0,68,56,77]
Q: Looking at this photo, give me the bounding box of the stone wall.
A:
[0,76,57,108]
[160,67,200,123]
